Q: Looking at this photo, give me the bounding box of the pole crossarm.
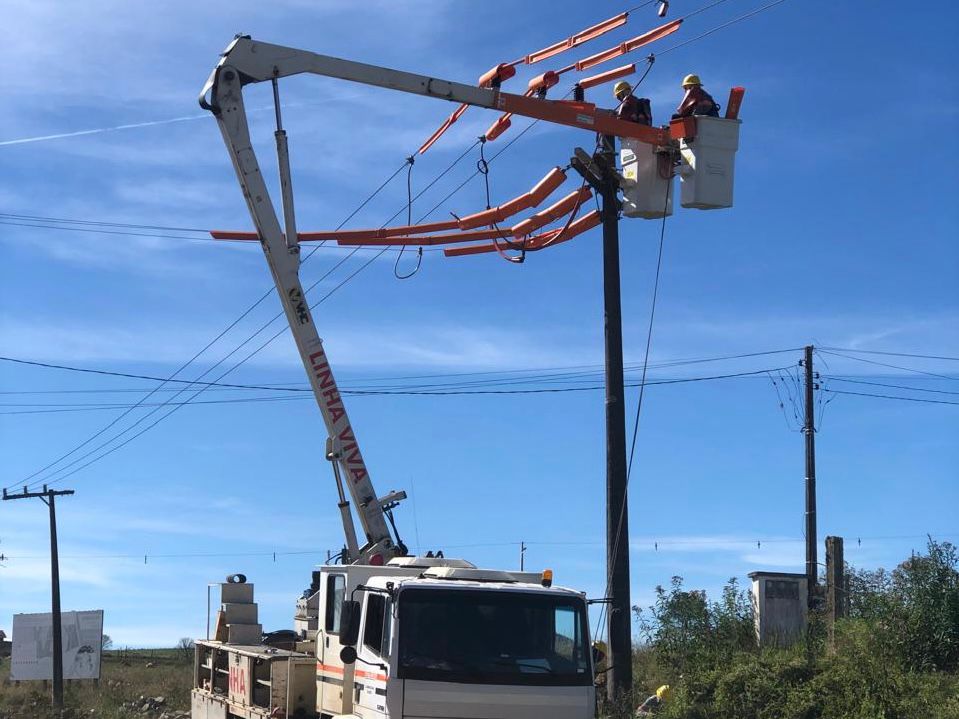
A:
[3,484,73,710]
[199,37,671,146]
[2,486,75,501]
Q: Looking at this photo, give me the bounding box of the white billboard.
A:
[10,610,103,681]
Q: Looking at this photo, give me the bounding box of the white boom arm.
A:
[201,38,414,565]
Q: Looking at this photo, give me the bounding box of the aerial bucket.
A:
[678,116,741,209]
[619,137,674,219]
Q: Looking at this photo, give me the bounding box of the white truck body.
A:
[314,560,594,718]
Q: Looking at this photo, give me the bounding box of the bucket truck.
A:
[189,36,603,719]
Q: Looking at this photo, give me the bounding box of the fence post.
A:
[826,536,845,649]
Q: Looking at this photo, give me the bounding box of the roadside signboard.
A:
[9,610,103,681]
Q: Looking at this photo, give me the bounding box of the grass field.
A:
[0,649,192,719]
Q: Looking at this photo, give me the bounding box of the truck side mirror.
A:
[339,645,357,664]
[340,600,361,646]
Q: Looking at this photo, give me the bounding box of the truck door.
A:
[353,593,391,718]
[318,572,348,715]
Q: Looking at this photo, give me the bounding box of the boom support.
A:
[201,40,406,564]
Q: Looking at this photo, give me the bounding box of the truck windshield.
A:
[397,588,591,686]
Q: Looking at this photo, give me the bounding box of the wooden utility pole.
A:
[572,134,632,703]
[826,536,845,647]
[802,345,818,607]
[520,541,526,571]
[3,484,75,711]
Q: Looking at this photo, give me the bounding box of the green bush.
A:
[631,539,959,719]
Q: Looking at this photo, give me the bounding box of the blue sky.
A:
[1,0,957,648]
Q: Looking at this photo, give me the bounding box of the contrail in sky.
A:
[0,95,362,148]
[0,114,208,147]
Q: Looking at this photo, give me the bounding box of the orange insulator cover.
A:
[624,19,682,51]
[572,13,629,46]
[457,207,503,231]
[303,228,387,242]
[478,63,517,88]
[337,228,510,247]
[528,167,568,205]
[725,87,746,120]
[511,187,592,239]
[484,113,512,141]
[579,63,636,91]
[444,210,601,257]
[524,12,628,65]
[527,210,601,250]
[498,194,534,218]
[527,70,560,94]
[575,19,682,71]
[418,103,468,155]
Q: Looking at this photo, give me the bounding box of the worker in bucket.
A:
[636,684,671,715]
[673,74,720,118]
[613,80,653,126]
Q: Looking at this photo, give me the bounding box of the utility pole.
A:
[572,134,632,703]
[825,536,845,648]
[520,541,526,571]
[3,484,75,711]
[802,345,818,607]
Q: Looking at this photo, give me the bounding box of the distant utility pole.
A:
[520,541,526,571]
[572,134,632,704]
[801,345,819,606]
[3,484,75,711]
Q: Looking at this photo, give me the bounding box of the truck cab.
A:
[314,557,595,719]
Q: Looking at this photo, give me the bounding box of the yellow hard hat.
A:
[682,74,702,87]
[613,80,632,98]
[656,685,672,701]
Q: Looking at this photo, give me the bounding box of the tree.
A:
[101,634,113,650]
[635,576,755,675]
[176,636,195,660]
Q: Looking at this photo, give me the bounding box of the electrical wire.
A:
[14,140,490,490]
[656,0,790,57]
[823,377,959,396]
[819,347,959,362]
[3,158,412,493]
[393,156,423,279]
[0,347,806,394]
[818,350,959,382]
[822,389,959,407]
[0,366,796,414]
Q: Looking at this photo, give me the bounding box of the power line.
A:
[819,347,959,362]
[0,366,798,415]
[0,348,802,394]
[15,139,494,490]
[8,531,956,563]
[5,159,411,492]
[656,0,789,56]
[818,349,959,381]
[822,388,959,407]
[824,377,959,396]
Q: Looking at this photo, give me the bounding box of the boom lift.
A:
[191,29,743,719]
